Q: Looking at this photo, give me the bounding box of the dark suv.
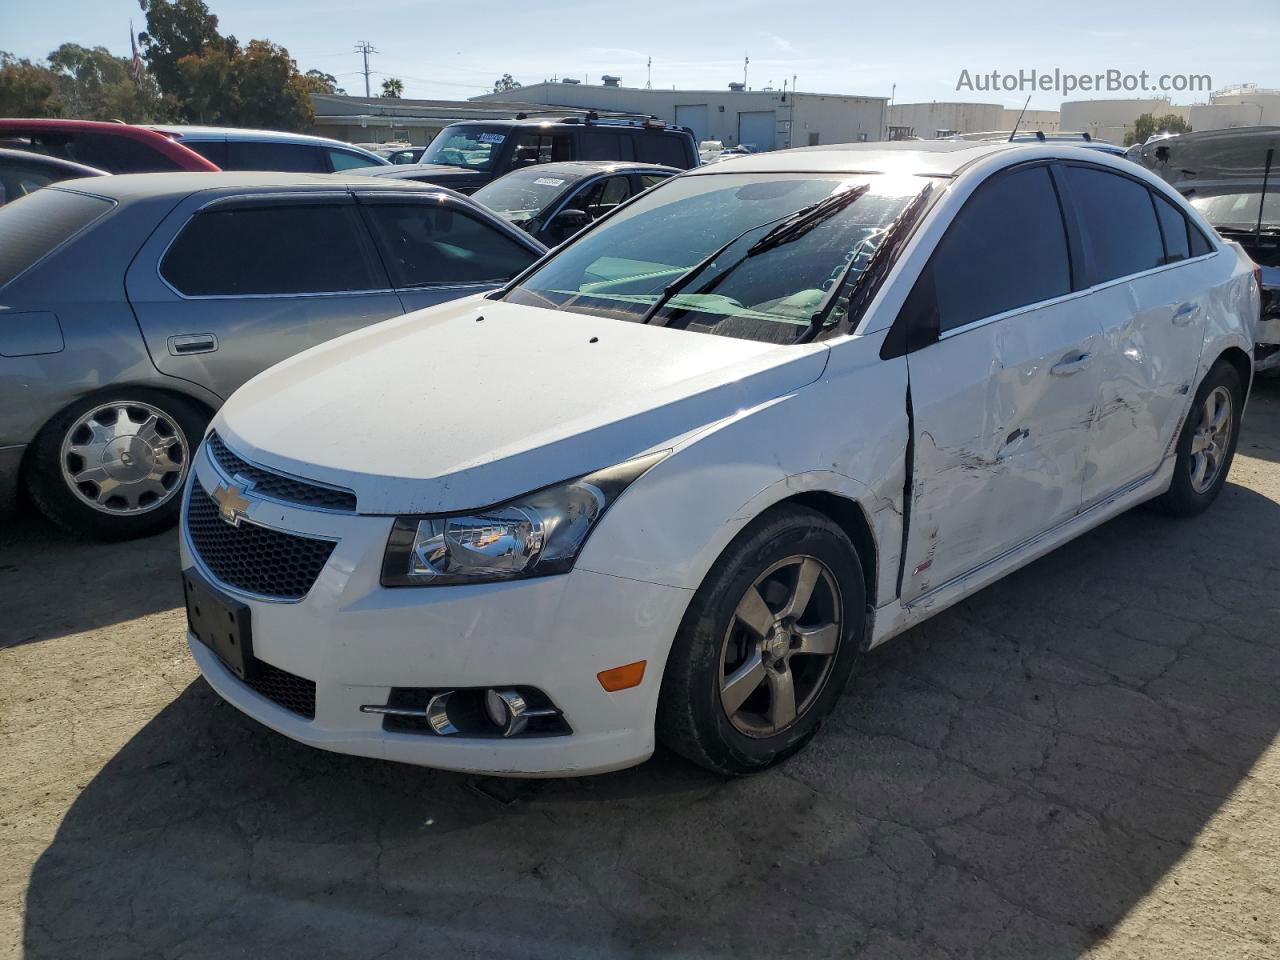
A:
[351,116,698,193]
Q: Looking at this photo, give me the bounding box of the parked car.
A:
[180,141,1255,778]
[0,148,106,206]
[350,116,699,193]
[472,161,679,245]
[1134,126,1280,371]
[0,172,546,535]
[148,126,389,172]
[0,118,217,173]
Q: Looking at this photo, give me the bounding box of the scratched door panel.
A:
[901,298,1102,601]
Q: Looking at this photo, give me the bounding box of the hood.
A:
[216,299,829,514]
[1136,127,1280,196]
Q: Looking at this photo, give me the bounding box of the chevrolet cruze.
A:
[180,141,1258,776]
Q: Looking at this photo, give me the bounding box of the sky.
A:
[6,0,1278,110]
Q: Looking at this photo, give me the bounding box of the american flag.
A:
[130,21,144,83]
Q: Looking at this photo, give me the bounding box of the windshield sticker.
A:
[478,133,506,145]
[534,177,566,186]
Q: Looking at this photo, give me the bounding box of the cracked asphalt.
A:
[2,378,1279,960]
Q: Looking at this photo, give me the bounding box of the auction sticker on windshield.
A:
[479,133,506,144]
[534,177,566,186]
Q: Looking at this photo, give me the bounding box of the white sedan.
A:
[179,140,1258,776]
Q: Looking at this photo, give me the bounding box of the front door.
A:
[898,163,1103,601]
[126,193,403,400]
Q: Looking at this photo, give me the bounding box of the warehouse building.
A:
[887,102,1060,140]
[471,80,888,150]
[1190,84,1280,131]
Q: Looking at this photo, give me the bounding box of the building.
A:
[471,80,888,150]
[1190,84,1280,131]
[1058,98,1190,145]
[887,102,1060,140]
[309,93,615,146]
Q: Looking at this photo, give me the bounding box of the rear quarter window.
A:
[0,187,115,289]
[635,133,692,168]
[225,141,328,173]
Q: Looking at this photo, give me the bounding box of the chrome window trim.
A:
[201,437,358,516]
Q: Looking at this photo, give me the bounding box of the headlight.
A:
[381,451,667,586]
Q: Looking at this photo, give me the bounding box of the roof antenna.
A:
[1257,147,1275,240]
[1007,95,1031,143]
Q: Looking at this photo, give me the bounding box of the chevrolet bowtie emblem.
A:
[212,483,252,527]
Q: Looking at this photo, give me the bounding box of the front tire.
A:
[24,389,209,541]
[1158,361,1243,517]
[657,505,866,775]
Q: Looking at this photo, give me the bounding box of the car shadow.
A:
[0,513,181,649]
[1240,374,1280,465]
[20,471,1280,957]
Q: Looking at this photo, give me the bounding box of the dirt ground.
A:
[2,379,1279,960]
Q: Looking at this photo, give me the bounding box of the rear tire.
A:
[24,389,209,541]
[1157,360,1242,517]
[657,505,866,775]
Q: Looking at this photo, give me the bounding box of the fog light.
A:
[484,688,529,737]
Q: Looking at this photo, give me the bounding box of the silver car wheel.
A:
[59,401,190,516]
[1189,385,1232,495]
[718,554,843,738]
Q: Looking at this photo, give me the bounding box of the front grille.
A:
[205,432,357,512]
[244,659,316,719]
[186,486,336,600]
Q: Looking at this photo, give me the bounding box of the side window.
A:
[59,133,181,173]
[511,134,573,167]
[913,165,1071,334]
[361,202,539,287]
[1189,221,1215,257]
[184,140,228,168]
[579,131,621,161]
[639,173,670,190]
[225,141,327,173]
[576,176,632,220]
[328,148,381,171]
[1152,192,1191,264]
[161,203,384,296]
[1062,166,1164,283]
[636,134,688,167]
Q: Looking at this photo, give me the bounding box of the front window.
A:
[505,173,927,344]
[420,126,509,171]
[472,169,578,225]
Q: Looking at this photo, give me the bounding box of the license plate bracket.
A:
[183,567,255,680]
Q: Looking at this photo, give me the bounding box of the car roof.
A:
[495,160,680,180]
[0,147,109,177]
[51,170,468,203]
[152,125,385,152]
[686,140,1023,177]
[444,118,688,133]
[0,118,188,146]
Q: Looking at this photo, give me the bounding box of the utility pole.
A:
[744,54,749,89]
[354,40,377,98]
[646,57,652,89]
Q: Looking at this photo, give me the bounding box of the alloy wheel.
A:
[1189,385,1232,494]
[718,554,843,738]
[59,401,190,515]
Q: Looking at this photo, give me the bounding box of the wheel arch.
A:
[772,490,879,614]
[1213,345,1253,402]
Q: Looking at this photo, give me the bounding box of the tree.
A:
[303,69,343,95]
[492,73,521,94]
[176,40,312,130]
[0,51,60,117]
[380,77,403,98]
[139,0,233,102]
[46,43,168,123]
[1126,112,1191,146]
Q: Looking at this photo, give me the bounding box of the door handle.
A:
[167,334,218,356]
[1172,303,1200,326]
[1050,352,1092,376]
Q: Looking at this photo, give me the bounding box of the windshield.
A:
[472,169,577,224]
[1192,192,1280,231]
[505,173,926,344]
[420,126,507,171]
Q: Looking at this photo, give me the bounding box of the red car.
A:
[0,119,219,173]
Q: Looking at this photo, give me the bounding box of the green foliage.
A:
[303,69,343,95]
[0,51,60,117]
[380,77,403,98]
[139,0,232,100]
[1126,112,1192,146]
[493,73,521,94]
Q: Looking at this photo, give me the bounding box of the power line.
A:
[353,40,377,98]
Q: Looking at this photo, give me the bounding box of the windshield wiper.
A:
[638,186,870,325]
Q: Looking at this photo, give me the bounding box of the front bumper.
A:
[180,449,693,777]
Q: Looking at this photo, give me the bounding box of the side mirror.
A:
[554,208,590,228]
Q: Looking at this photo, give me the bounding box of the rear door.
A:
[1058,164,1210,504]
[126,192,403,399]
[900,163,1103,600]
[355,193,544,312]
